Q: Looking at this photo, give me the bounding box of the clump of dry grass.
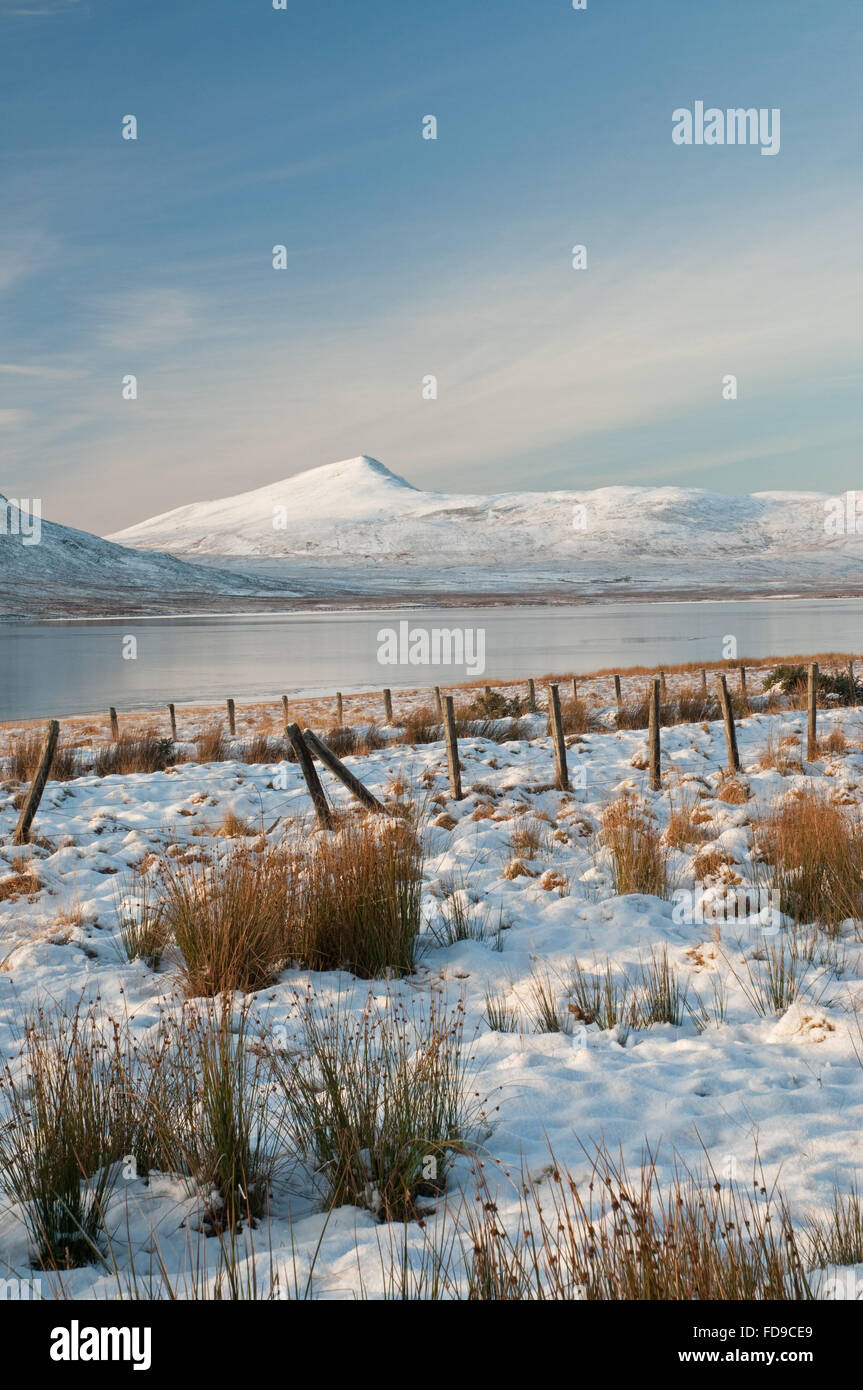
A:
[758,729,804,775]
[216,810,256,839]
[194,725,228,764]
[0,864,41,901]
[93,731,174,777]
[755,788,863,932]
[321,725,388,757]
[397,707,442,746]
[676,683,718,723]
[289,817,423,977]
[5,729,78,783]
[600,793,670,898]
[0,1003,143,1268]
[240,733,287,764]
[160,847,289,996]
[664,793,708,849]
[716,772,750,804]
[273,991,477,1222]
[549,697,598,735]
[463,1146,811,1300]
[508,814,552,860]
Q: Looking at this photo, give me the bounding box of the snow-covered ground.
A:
[2,676,863,1298]
[107,455,863,600]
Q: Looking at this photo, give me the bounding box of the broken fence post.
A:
[302,728,385,813]
[14,720,59,845]
[285,723,333,829]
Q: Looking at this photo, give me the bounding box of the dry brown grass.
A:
[664,794,708,849]
[0,868,41,901]
[758,729,804,775]
[194,725,229,764]
[92,731,174,777]
[716,772,751,804]
[397,706,442,746]
[550,697,598,735]
[600,793,670,897]
[756,788,863,932]
[5,729,78,783]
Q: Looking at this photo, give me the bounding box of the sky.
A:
[1,0,862,534]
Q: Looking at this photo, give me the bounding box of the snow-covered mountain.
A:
[106,455,863,599]
[0,497,293,617]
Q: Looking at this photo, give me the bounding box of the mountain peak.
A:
[282,455,418,492]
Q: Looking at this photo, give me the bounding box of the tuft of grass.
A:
[6,729,78,783]
[429,877,504,949]
[274,991,478,1222]
[483,989,520,1032]
[804,1183,863,1271]
[664,792,708,849]
[0,1004,139,1269]
[397,707,442,746]
[755,788,863,932]
[115,873,168,968]
[758,728,804,775]
[638,946,689,1026]
[161,847,289,996]
[195,725,228,764]
[600,793,670,898]
[291,817,423,978]
[216,810,256,839]
[527,968,567,1033]
[92,732,174,777]
[567,958,636,1034]
[548,697,597,736]
[463,1146,812,1300]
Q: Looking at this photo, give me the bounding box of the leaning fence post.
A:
[302,728,385,813]
[13,720,59,845]
[848,660,857,708]
[527,678,537,713]
[807,662,818,760]
[548,684,569,791]
[648,679,661,791]
[109,707,119,741]
[168,703,177,741]
[716,674,740,773]
[442,695,463,800]
[383,688,393,724]
[226,699,236,736]
[285,723,333,829]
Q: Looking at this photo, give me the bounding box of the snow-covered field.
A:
[2,678,863,1299]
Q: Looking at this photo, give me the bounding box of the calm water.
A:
[2,598,863,720]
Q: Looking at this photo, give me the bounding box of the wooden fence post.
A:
[527,678,537,713]
[13,721,59,845]
[285,724,333,829]
[168,703,177,741]
[226,699,236,736]
[716,674,740,773]
[302,728,385,813]
[548,684,569,791]
[648,679,661,791]
[659,670,668,701]
[335,692,343,726]
[614,674,622,708]
[433,686,443,717]
[281,695,289,725]
[383,688,393,724]
[442,695,463,801]
[807,662,818,760]
[700,668,708,695]
[109,707,119,741]
[739,665,747,700]
[848,660,857,708]
[571,676,578,702]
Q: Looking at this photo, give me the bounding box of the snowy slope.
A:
[0,497,293,617]
[107,456,863,596]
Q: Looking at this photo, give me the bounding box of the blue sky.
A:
[1,0,861,532]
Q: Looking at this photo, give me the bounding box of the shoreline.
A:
[6,584,863,624]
